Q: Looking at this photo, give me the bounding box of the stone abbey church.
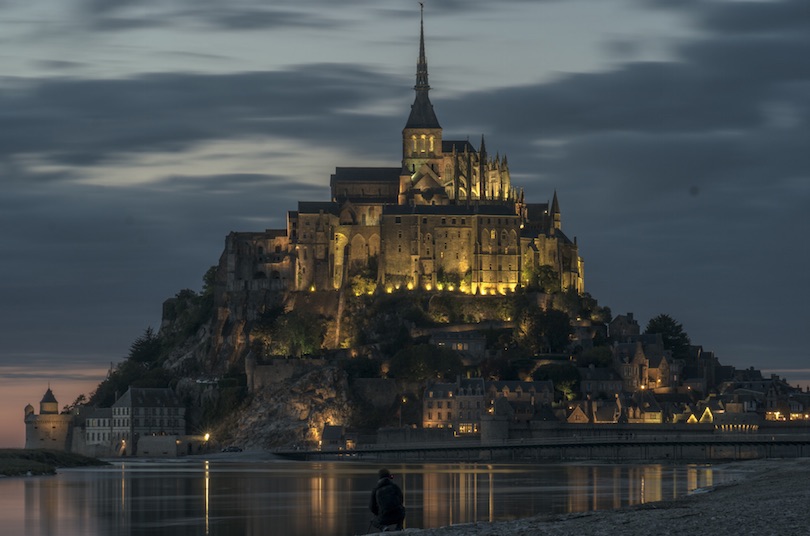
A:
[225,14,584,297]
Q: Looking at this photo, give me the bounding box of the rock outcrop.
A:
[225,365,353,449]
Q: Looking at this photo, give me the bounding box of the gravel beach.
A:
[379,458,810,536]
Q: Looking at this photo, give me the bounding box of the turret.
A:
[40,387,58,415]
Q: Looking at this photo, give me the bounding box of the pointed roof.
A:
[551,190,560,214]
[41,387,57,404]
[405,5,441,129]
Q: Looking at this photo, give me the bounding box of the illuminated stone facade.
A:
[224,13,584,298]
[24,387,73,450]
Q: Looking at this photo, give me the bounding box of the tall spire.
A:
[405,3,440,129]
[415,3,429,92]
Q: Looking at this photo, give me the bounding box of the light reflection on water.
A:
[0,459,731,536]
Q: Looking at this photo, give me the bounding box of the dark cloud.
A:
[33,60,86,70]
[428,0,810,368]
[0,170,317,359]
[76,0,353,32]
[1,0,807,378]
[0,65,409,168]
[645,0,810,36]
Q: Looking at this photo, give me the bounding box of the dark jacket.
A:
[370,477,405,526]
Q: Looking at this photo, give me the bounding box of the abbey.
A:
[225,12,583,297]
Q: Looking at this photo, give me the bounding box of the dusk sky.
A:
[2,0,808,447]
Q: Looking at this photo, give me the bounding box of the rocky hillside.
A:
[222,366,352,449]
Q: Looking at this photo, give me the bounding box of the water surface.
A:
[0,458,734,536]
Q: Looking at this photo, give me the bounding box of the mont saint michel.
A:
[20,8,810,462]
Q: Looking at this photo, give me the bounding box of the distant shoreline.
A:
[0,449,108,477]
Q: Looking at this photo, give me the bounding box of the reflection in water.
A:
[3,460,731,536]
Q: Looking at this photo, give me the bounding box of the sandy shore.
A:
[385,458,810,536]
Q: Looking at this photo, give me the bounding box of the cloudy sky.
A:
[2,0,808,446]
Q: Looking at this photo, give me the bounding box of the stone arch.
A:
[368,234,381,257]
[332,232,350,289]
[340,206,357,225]
[481,228,490,247]
[350,234,367,265]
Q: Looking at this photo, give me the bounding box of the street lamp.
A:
[399,396,407,428]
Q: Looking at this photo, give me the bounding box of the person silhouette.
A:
[369,468,405,531]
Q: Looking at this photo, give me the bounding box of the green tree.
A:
[515,306,572,354]
[202,265,217,295]
[644,314,691,359]
[522,264,561,293]
[269,311,325,357]
[387,344,463,383]
[128,327,162,364]
[62,393,87,414]
[533,363,580,401]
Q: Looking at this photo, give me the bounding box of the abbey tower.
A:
[224,9,583,299]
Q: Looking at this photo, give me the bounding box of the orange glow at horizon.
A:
[0,365,109,448]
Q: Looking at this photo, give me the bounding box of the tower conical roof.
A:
[41,388,57,404]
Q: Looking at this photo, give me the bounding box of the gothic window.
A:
[412,136,417,152]
[429,136,435,152]
[490,230,496,240]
